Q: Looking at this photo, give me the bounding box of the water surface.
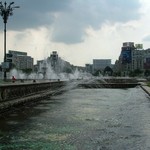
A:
[0,87,150,150]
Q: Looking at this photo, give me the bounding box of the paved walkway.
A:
[140,84,150,96]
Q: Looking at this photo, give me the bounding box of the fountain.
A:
[8,57,141,89]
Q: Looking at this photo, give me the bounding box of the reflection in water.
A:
[0,87,150,149]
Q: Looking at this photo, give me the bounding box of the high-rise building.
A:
[132,48,144,71]
[143,48,150,70]
[119,42,135,75]
[116,42,150,76]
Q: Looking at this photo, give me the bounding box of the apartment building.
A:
[116,42,150,76]
[7,50,34,70]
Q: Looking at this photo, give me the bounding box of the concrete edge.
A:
[140,85,150,96]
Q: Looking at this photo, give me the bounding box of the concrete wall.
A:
[0,81,67,114]
[0,81,66,102]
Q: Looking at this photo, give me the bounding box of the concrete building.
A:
[132,48,144,71]
[92,59,111,74]
[143,48,150,70]
[7,50,34,70]
[116,42,150,76]
[119,42,135,76]
[36,51,76,76]
[49,51,59,72]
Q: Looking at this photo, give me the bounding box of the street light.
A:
[0,1,19,80]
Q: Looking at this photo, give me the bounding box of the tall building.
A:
[143,48,150,70]
[119,42,135,75]
[7,50,34,70]
[132,48,144,71]
[116,42,150,76]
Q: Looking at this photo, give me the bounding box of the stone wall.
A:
[0,81,67,114]
[0,81,66,102]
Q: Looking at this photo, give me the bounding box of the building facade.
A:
[36,51,77,77]
[92,59,111,74]
[115,42,150,76]
[7,50,34,70]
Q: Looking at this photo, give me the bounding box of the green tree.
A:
[144,70,150,77]
[93,70,102,76]
[21,68,33,75]
[129,69,143,77]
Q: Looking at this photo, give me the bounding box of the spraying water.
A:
[9,59,93,82]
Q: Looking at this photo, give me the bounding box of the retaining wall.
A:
[0,81,66,102]
[0,81,67,114]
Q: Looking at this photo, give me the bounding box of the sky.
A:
[0,0,150,66]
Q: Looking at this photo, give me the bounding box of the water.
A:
[0,87,150,150]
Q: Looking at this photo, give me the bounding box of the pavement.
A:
[0,79,57,86]
[140,83,150,96]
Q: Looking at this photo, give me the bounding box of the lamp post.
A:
[0,1,19,80]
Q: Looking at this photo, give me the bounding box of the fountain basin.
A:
[78,83,141,88]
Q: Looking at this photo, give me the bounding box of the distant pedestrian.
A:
[12,76,16,83]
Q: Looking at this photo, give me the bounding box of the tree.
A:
[129,69,143,77]
[93,70,102,76]
[144,70,150,77]
[104,66,113,76]
[21,68,33,75]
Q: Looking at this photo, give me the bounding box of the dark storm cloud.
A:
[51,0,141,44]
[0,0,71,29]
[0,0,141,44]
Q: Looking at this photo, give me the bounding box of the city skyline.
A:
[0,0,150,66]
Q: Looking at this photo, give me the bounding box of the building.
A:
[7,50,34,70]
[116,42,150,76]
[48,51,59,72]
[143,49,150,69]
[119,42,135,76]
[132,48,144,71]
[92,59,111,74]
[36,51,76,76]
[85,64,93,73]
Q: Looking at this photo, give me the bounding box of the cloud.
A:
[0,0,141,44]
[143,34,150,41]
[51,0,141,44]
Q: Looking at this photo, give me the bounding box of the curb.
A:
[140,85,150,96]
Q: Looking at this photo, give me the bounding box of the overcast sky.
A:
[0,0,150,66]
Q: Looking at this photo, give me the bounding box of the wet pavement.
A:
[0,86,150,150]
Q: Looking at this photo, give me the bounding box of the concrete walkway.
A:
[141,84,150,96]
